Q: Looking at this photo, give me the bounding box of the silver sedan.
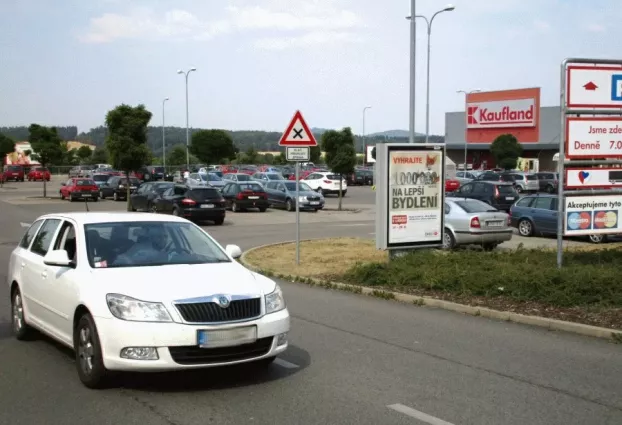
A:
[443,198,513,250]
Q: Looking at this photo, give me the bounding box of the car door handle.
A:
[41,271,48,279]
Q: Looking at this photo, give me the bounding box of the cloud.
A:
[584,23,606,33]
[78,1,362,48]
[253,30,360,50]
[533,20,551,32]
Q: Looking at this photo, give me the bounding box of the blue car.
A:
[509,194,607,243]
[91,173,110,188]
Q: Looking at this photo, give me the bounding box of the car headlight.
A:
[265,285,286,314]
[119,184,125,189]
[298,196,307,202]
[106,294,173,322]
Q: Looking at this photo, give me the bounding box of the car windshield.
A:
[236,174,251,181]
[239,183,264,192]
[284,182,312,191]
[453,200,497,213]
[76,179,95,186]
[8,166,21,171]
[266,174,284,180]
[92,175,108,182]
[188,188,221,200]
[498,185,515,194]
[153,182,174,193]
[35,167,47,172]
[84,221,231,268]
[207,173,222,181]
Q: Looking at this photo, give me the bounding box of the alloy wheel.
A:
[12,292,24,333]
[518,220,532,236]
[78,326,95,375]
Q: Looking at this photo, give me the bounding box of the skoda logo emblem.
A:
[217,296,230,308]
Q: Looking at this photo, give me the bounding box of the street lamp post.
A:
[408,0,416,144]
[162,97,169,169]
[457,89,481,171]
[408,5,455,144]
[177,67,197,170]
[363,106,372,157]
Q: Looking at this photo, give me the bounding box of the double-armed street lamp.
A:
[177,67,197,170]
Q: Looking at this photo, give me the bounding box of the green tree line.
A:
[0,126,78,141]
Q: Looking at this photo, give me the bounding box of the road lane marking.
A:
[387,404,455,425]
[20,222,30,228]
[274,358,299,369]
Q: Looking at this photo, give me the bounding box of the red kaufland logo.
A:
[466,98,536,129]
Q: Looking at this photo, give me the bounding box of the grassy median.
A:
[245,238,622,330]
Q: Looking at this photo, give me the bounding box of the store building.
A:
[445,87,560,172]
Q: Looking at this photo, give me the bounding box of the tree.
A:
[105,104,152,210]
[28,124,64,197]
[310,146,322,164]
[371,147,376,160]
[0,133,15,187]
[91,148,108,164]
[321,127,357,210]
[244,146,259,164]
[491,134,523,170]
[167,145,188,166]
[76,145,93,163]
[190,129,237,164]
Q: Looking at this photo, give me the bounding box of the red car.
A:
[445,178,461,192]
[288,170,313,180]
[2,165,25,182]
[60,178,99,202]
[27,167,51,181]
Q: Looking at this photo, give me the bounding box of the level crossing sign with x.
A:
[278,110,318,147]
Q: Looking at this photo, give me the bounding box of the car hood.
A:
[209,181,225,187]
[287,190,322,198]
[87,262,277,302]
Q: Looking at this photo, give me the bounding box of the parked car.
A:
[222,173,253,183]
[302,172,347,196]
[142,166,166,181]
[3,165,25,182]
[447,181,519,212]
[288,170,314,181]
[476,171,516,185]
[221,182,269,212]
[192,172,227,189]
[60,178,99,202]
[443,198,513,250]
[91,173,110,188]
[251,172,285,185]
[445,177,461,192]
[506,172,539,193]
[534,172,559,193]
[509,194,607,243]
[68,165,92,178]
[99,176,141,201]
[154,185,226,224]
[7,213,288,388]
[347,170,373,186]
[264,180,324,211]
[26,167,51,182]
[130,181,175,212]
[455,171,478,185]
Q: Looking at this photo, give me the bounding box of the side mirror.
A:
[225,244,242,259]
[43,249,73,267]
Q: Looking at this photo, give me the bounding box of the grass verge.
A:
[244,238,622,330]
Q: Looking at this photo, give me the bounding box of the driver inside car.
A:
[112,227,170,266]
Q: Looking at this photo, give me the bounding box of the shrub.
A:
[341,249,622,308]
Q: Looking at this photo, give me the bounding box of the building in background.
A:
[445,87,559,172]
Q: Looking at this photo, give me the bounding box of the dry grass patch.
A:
[244,238,386,280]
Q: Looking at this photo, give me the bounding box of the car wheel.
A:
[317,187,323,195]
[259,207,267,212]
[214,218,225,225]
[546,185,555,194]
[11,287,33,340]
[93,197,99,202]
[99,190,105,199]
[443,228,456,249]
[60,191,65,200]
[342,190,347,197]
[285,199,294,211]
[232,201,239,212]
[172,207,180,216]
[518,219,533,237]
[482,243,497,251]
[515,186,522,194]
[149,203,158,213]
[69,195,75,202]
[74,313,110,389]
[113,192,118,201]
[588,234,607,244]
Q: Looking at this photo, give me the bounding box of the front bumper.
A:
[95,308,290,371]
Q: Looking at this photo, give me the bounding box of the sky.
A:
[1,0,621,136]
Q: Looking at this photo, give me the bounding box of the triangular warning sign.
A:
[278,110,318,147]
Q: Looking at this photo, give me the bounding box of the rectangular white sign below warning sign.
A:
[286,147,310,161]
[566,117,622,158]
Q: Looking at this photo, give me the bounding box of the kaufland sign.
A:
[466,98,536,129]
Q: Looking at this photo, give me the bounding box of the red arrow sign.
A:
[583,81,598,90]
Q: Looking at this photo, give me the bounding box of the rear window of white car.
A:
[453,200,497,213]
[326,174,341,180]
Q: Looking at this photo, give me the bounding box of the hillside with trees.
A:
[0,126,78,141]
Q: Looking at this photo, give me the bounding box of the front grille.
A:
[175,298,261,323]
[307,196,321,201]
[169,337,273,365]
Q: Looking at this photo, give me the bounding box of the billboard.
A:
[564,195,622,235]
[375,143,445,250]
[466,88,540,143]
[5,142,39,166]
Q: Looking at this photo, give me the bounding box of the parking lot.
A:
[1,177,620,425]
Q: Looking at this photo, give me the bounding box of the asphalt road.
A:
[0,182,621,425]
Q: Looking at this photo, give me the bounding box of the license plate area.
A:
[248,196,259,199]
[197,326,257,348]
[505,197,514,201]
[487,220,503,227]
[200,204,214,208]
[310,201,320,205]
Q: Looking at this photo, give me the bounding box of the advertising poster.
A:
[5,142,39,165]
[387,147,444,245]
[565,195,622,236]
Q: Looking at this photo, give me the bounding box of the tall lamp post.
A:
[457,89,481,171]
[407,4,455,144]
[408,0,416,144]
[177,67,197,170]
[162,97,169,169]
[362,106,372,158]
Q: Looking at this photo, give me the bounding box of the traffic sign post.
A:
[279,111,318,265]
[558,58,622,267]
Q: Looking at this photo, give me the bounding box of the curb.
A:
[240,243,622,343]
